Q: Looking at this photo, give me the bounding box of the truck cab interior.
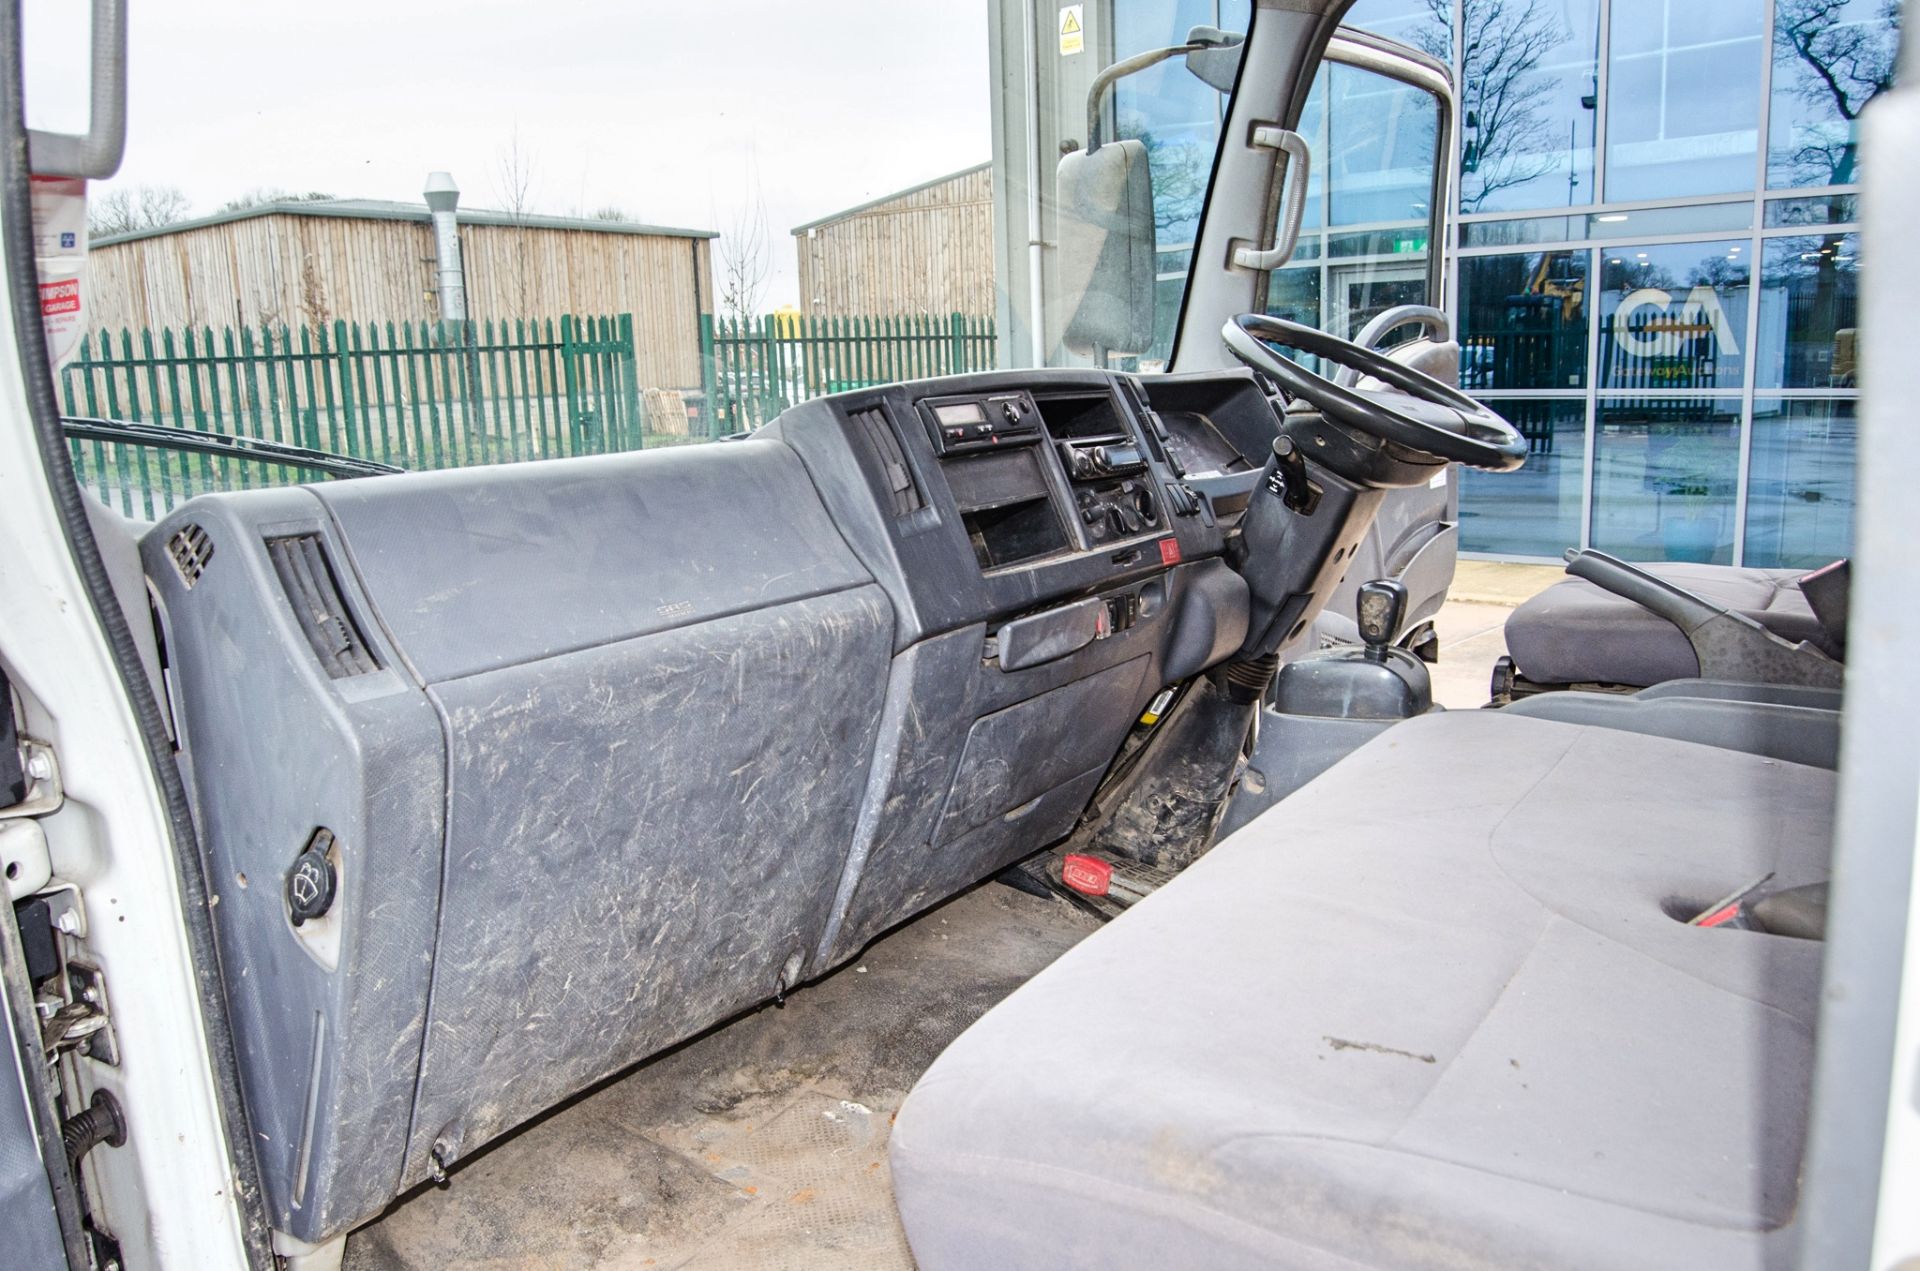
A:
[0,2,1914,1270]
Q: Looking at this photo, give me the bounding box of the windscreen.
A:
[44,0,1253,522]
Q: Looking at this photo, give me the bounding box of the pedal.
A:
[1054,850,1180,914]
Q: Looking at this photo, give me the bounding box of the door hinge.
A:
[0,736,62,822]
[39,959,120,1066]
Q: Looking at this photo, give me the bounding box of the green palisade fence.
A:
[60,314,668,521]
[701,312,997,434]
[62,309,999,520]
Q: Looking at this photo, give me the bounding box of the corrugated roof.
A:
[91,197,718,247]
[791,162,991,235]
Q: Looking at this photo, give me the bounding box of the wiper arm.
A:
[61,416,405,480]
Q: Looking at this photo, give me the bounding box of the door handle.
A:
[1232,127,1310,273]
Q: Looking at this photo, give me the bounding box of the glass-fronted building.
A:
[1085,0,1892,566]
[1338,0,1894,567]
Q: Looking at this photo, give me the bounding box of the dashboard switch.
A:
[286,830,338,927]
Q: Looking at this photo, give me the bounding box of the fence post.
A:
[560,313,585,452]
[698,312,718,439]
[332,320,357,458]
[758,314,778,426]
[618,312,643,450]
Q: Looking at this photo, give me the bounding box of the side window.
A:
[1267,55,1444,359]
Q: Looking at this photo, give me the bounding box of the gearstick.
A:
[1355,579,1408,660]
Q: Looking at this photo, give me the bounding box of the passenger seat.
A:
[890,711,1833,1270]
[1505,562,1828,688]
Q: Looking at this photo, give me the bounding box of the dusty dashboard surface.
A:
[135,364,1272,1246]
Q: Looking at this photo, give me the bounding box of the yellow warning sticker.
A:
[1059,5,1084,56]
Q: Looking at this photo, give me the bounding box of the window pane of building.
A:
[1461,215,1577,248]
[1591,396,1743,563]
[1597,240,1749,391]
[1457,0,1601,213]
[1768,0,1902,189]
[1757,233,1860,389]
[1745,398,1857,567]
[1764,193,1860,227]
[1461,399,1588,555]
[1459,251,1590,390]
[1343,0,1450,50]
[1605,0,1764,201]
[1586,202,1750,239]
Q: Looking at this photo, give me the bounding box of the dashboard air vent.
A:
[265,534,380,678]
[847,405,924,518]
[167,523,214,588]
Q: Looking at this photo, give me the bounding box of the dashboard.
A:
[763,365,1282,653]
[135,360,1282,1240]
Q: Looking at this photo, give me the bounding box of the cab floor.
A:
[343,881,1103,1271]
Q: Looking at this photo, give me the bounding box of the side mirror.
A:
[1056,139,1157,356]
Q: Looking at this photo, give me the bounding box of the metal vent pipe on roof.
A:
[423,171,467,323]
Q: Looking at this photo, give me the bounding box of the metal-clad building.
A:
[84,199,718,390]
[792,164,994,317]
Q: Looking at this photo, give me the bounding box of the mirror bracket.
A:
[26,0,129,179]
[1083,27,1241,152]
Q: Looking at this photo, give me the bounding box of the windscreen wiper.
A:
[61,415,405,480]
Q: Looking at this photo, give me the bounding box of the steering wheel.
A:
[1223,313,1528,472]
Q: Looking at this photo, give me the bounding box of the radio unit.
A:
[1057,438,1147,482]
[920,391,1043,454]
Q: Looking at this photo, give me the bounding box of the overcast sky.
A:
[23,0,994,308]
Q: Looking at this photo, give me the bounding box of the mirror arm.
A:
[1085,43,1208,152]
[26,0,128,178]
[1230,128,1311,272]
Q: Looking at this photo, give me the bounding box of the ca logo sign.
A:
[1611,286,1742,359]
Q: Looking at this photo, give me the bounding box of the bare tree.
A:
[87,184,191,237]
[217,188,333,213]
[1769,0,1889,386]
[494,126,541,313]
[719,170,771,321]
[1425,0,1570,212]
[589,205,636,222]
[1773,0,1900,187]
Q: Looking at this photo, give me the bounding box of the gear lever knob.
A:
[1355,579,1408,656]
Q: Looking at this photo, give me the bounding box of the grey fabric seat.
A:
[891,711,1833,1270]
[1506,562,1822,687]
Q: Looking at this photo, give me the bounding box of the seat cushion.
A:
[1506,563,1823,687]
[891,711,1834,1271]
